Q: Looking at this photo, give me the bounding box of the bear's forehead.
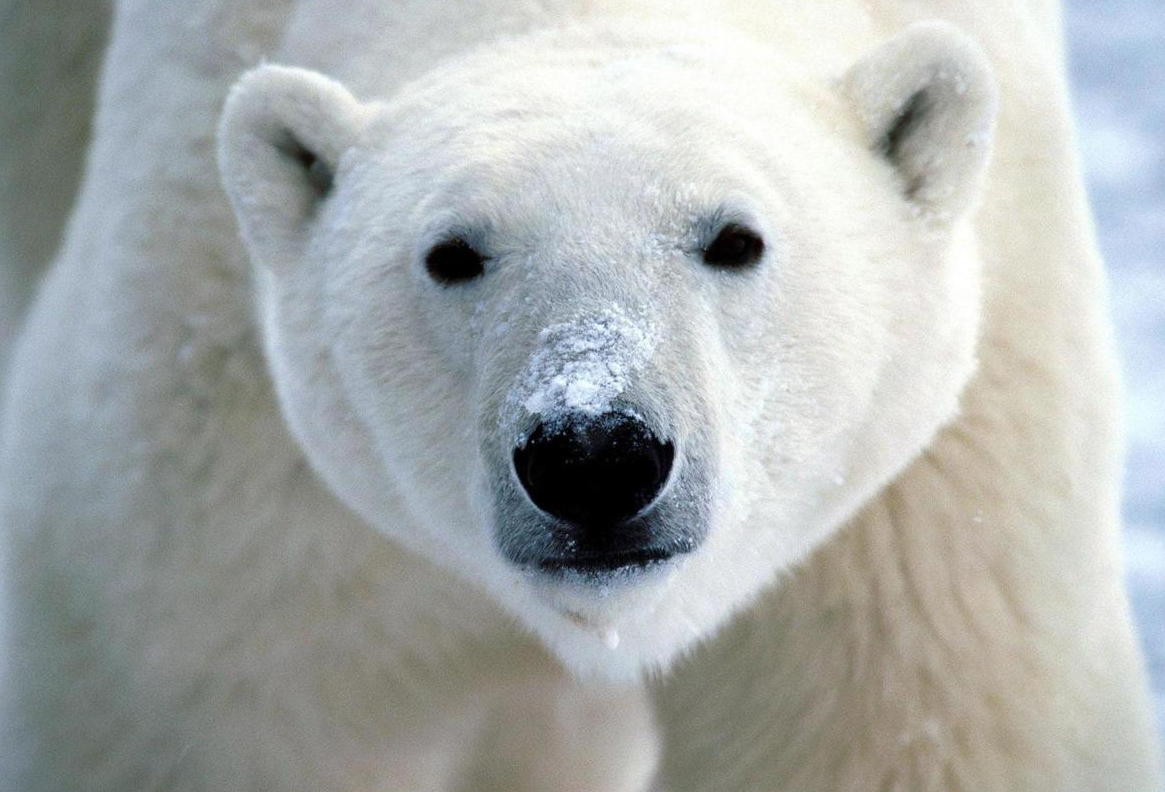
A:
[345,50,858,245]
[365,84,790,193]
[368,120,763,236]
[365,51,842,188]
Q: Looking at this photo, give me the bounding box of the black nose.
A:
[513,415,675,527]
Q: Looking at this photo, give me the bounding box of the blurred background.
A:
[1065,0,1165,736]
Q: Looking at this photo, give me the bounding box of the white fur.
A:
[1,1,1161,790]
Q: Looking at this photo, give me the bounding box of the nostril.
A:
[513,415,674,527]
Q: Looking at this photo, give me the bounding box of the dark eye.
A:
[702,224,765,269]
[425,239,487,284]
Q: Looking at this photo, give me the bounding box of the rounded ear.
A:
[843,21,998,222]
[217,65,366,269]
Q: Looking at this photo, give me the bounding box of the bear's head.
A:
[218,21,996,678]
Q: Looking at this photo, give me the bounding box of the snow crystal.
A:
[513,306,657,427]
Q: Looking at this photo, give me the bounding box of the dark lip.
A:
[535,546,679,575]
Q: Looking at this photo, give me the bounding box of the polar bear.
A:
[1,0,1161,790]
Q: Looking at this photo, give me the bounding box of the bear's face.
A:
[219,22,996,678]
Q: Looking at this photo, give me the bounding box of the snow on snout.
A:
[511,306,657,428]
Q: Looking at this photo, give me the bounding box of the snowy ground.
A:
[1065,0,1165,738]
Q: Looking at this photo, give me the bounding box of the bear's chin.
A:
[496,558,703,681]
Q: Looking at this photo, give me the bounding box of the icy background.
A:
[1065,0,1165,737]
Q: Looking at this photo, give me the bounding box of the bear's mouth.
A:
[536,544,678,575]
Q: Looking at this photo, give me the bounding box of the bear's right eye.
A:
[425,239,487,285]
[702,224,765,269]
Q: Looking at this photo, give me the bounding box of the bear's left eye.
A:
[702,224,765,269]
[425,238,487,285]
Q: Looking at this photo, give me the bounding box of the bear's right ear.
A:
[217,65,367,269]
[843,22,998,223]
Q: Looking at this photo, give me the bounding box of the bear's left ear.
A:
[217,65,367,269]
[843,21,999,222]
